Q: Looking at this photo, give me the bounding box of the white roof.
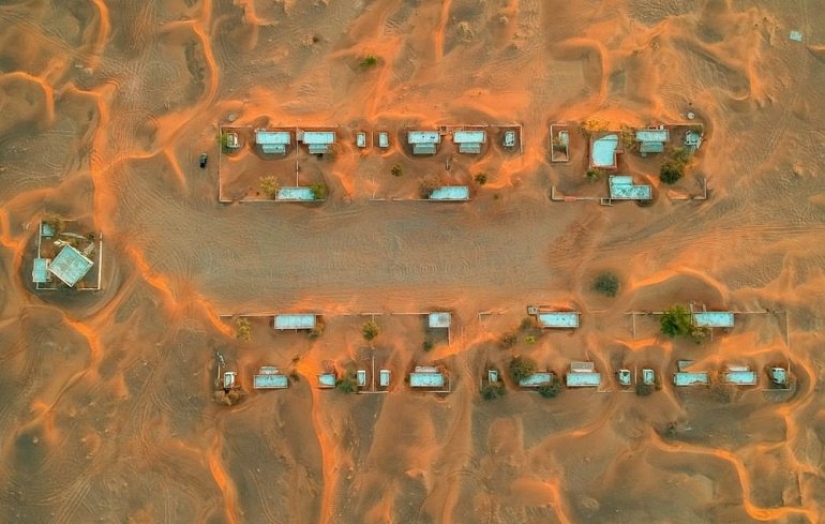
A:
[692,311,734,328]
[429,186,469,201]
[301,131,335,145]
[408,131,440,144]
[256,130,291,145]
[635,129,669,143]
[428,312,451,328]
[566,372,601,387]
[591,134,619,167]
[274,314,317,330]
[277,187,315,201]
[537,312,579,328]
[453,130,486,144]
[48,245,94,287]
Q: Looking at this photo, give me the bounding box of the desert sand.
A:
[1,0,825,522]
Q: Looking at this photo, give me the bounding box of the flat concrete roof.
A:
[692,311,734,328]
[428,312,451,329]
[429,186,469,201]
[317,373,336,388]
[253,373,289,389]
[609,175,652,200]
[274,314,317,330]
[301,131,335,145]
[410,372,445,388]
[256,130,291,145]
[277,187,315,201]
[636,129,669,142]
[537,312,579,328]
[722,371,757,386]
[673,372,709,386]
[591,134,619,168]
[518,372,553,387]
[408,131,440,144]
[32,258,50,283]
[379,369,391,387]
[453,130,486,143]
[566,372,601,387]
[642,369,656,386]
[48,245,94,287]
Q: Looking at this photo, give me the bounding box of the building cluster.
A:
[31,220,103,291]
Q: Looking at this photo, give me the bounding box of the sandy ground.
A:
[2,0,825,522]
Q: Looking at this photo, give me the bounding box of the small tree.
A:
[336,375,359,394]
[659,305,692,338]
[635,381,653,396]
[235,317,251,341]
[481,381,505,400]
[592,272,620,297]
[422,337,434,352]
[420,175,441,198]
[659,160,684,185]
[362,321,380,341]
[310,182,328,200]
[538,381,562,398]
[474,172,488,185]
[259,176,280,198]
[524,335,537,345]
[390,164,403,177]
[359,55,379,69]
[509,356,537,382]
[586,168,602,182]
[519,316,537,331]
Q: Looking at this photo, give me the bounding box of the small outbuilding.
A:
[379,369,392,388]
[453,130,486,154]
[253,366,289,389]
[617,369,632,387]
[537,312,580,329]
[356,132,367,148]
[642,368,656,386]
[408,131,441,155]
[256,130,291,154]
[565,361,601,388]
[377,132,389,149]
[503,131,516,148]
[273,314,317,331]
[768,366,788,388]
[428,312,451,329]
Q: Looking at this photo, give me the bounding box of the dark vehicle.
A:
[199,153,208,168]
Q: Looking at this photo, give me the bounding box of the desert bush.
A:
[659,160,684,185]
[538,381,562,398]
[519,316,537,331]
[474,172,488,185]
[509,355,537,382]
[336,375,359,394]
[480,381,505,400]
[310,182,328,200]
[659,305,692,338]
[592,272,620,297]
[635,381,653,396]
[359,55,379,69]
[391,164,403,177]
[499,332,518,349]
[362,321,380,341]
[422,337,434,352]
[235,317,251,341]
[586,168,602,182]
[524,335,536,345]
[259,176,280,198]
[420,175,441,198]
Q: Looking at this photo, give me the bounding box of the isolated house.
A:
[590,134,620,169]
[255,130,291,154]
[273,314,317,331]
[253,366,289,389]
[453,130,486,154]
[518,372,554,388]
[428,186,470,201]
[409,366,447,390]
[721,364,757,386]
[673,360,709,387]
[565,361,601,388]
[769,366,788,388]
[635,128,669,155]
[408,131,441,155]
[608,175,652,201]
[692,311,734,329]
[299,130,336,154]
[48,245,95,287]
[536,312,580,329]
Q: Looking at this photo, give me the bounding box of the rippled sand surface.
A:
[2,1,825,522]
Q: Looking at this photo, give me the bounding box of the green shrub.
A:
[509,356,537,382]
[660,305,692,337]
[359,55,379,69]
[524,335,536,345]
[422,338,434,351]
[362,321,380,341]
[235,317,251,341]
[259,176,280,198]
[391,164,403,177]
[586,168,602,182]
[538,381,562,398]
[592,272,620,297]
[499,332,517,349]
[659,160,684,185]
[481,381,506,400]
[336,375,359,394]
[310,182,328,200]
